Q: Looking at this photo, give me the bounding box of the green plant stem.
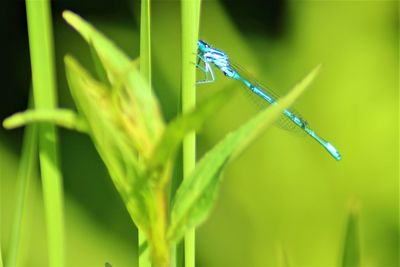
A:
[25,1,65,266]
[6,93,38,267]
[181,0,201,266]
[140,0,152,83]
[139,0,152,266]
[0,171,3,267]
[0,241,3,267]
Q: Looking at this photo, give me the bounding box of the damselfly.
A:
[196,40,341,161]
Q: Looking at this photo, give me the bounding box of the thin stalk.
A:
[25,1,65,266]
[0,241,3,267]
[140,0,152,83]
[181,0,201,266]
[139,0,152,266]
[6,92,38,267]
[0,172,3,267]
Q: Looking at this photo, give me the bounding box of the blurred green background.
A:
[1,0,398,266]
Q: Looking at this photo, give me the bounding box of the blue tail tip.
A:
[326,142,342,161]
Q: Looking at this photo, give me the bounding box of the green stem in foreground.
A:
[26,1,65,266]
[181,0,201,266]
[6,93,38,267]
[139,0,152,266]
[0,237,3,267]
[140,0,152,83]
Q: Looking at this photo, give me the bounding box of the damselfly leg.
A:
[196,54,215,84]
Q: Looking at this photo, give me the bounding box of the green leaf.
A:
[64,55,151,233]
[26,2,65,265]
[62,10,164,155]
[148,85,237,172]
[3,109,87,133]
[138,0,152,265]
[88,38,110,87]
[139,0,151,84]
[63,12,173,265]
[168,66,321,242]
[341,206,360,267]
[6,92,38,267]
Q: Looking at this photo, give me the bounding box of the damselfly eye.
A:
[199,40,210,48]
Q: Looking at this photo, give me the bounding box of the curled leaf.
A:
[3,109,87,133]
[63,10,164,157]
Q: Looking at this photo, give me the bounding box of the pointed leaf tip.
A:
[62,10,78,28]
[341,205,360,267]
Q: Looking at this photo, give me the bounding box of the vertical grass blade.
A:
[5,93,38,267]
[181,0,201,266]
[140,0,152,83]
[25,1,65,266]
[0,158,3,267]
[341,207,360,267]
[139,0,152,266]
[0,230,3,267]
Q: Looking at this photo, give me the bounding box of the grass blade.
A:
[0,211,3,267]
[341,206,360,267]
[181,0,201,265]
[5,94,38,267]
[25,0,65,266]
[169,66,321,242]
[140,0,151,84]
[139,0,152,265]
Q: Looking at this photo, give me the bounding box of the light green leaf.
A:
[139,0,151,84]
[138,0,152,264]
[341,206,360,267]
[63,12,173,264]
[5,91,37,267]
[62,10,164,155]
[64,55,151,233]
[88,39,110,87]
[3,109,87,133]
[168,66,321,242]
[148,85,237,172]
[0,243,2,267]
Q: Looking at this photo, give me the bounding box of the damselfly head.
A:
[198,40,211,53]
